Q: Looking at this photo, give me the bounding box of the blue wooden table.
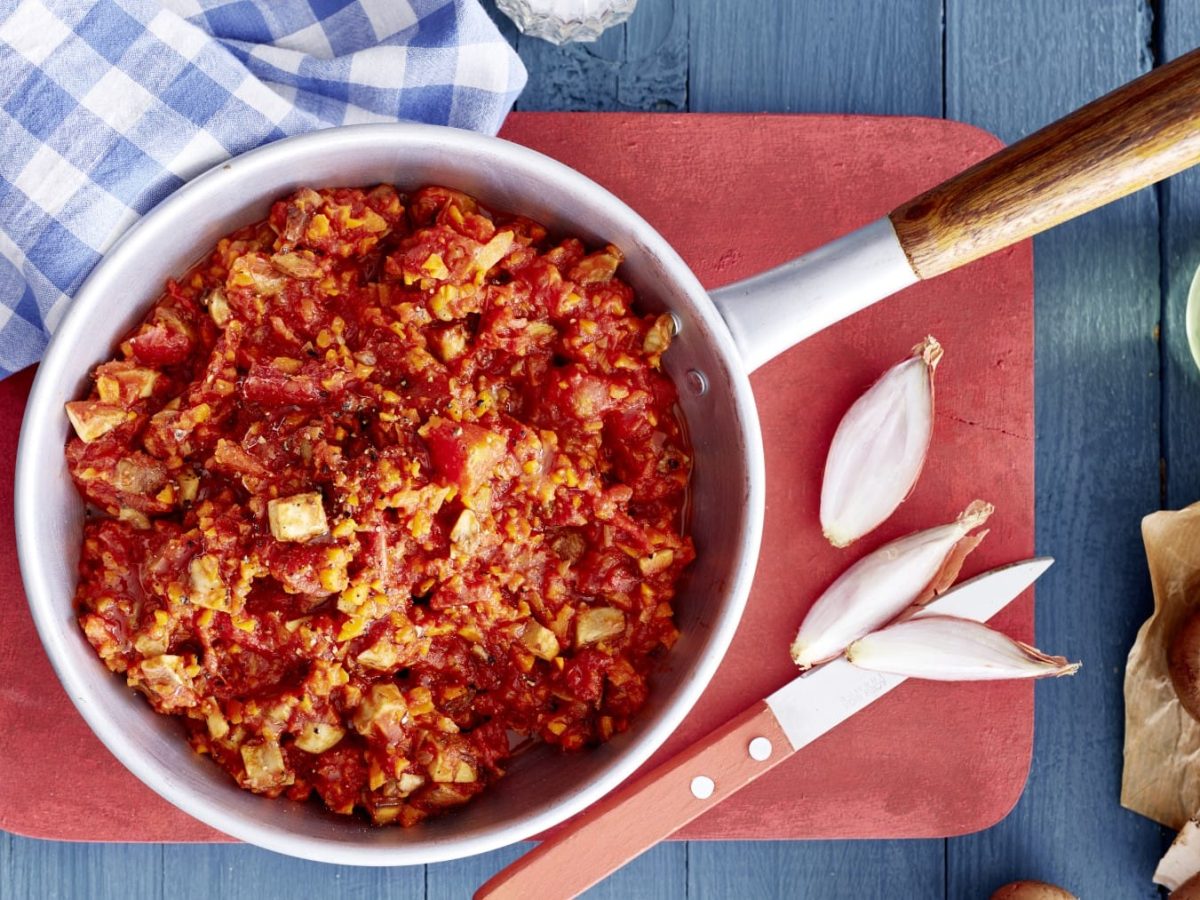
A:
[2,1,1192,896]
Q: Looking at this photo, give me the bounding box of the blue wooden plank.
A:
[427,840,687,899]
[1,832,161,900]
[687,840,943,899]
[686,0,942,115]
[159,843,425,900]
[944,1,1169,896]
[427,842,525,900]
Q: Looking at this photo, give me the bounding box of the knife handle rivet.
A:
[690,775,715,799]
[748,737,773,761]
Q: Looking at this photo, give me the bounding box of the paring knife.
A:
[474,557,1054,900]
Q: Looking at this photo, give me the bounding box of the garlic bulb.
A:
[790,500,993,669]
[821,336,942,548]
[495,0,639,44]
[846,615,1080,681]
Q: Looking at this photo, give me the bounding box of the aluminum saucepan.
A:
[16,48,1200,865]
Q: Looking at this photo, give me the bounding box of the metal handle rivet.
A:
[748,737,773,761]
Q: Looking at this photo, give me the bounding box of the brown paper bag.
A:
[1122,504,1200,828]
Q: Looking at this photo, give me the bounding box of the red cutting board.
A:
[0,112,1032,842]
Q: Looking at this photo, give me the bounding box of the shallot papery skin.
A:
[845,615,1080,681]
[821,336,942,548]
[789,500,993,670]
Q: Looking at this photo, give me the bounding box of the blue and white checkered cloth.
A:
[0,0,526,376]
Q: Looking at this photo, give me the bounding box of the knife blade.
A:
[475,557,1052,900]
[765,556,1053,751]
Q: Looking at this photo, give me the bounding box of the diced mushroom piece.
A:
[118,507,151,529]
[178,471,199,503]
[228,253,286,297]
[565,374,614,420]
[111,456,168,496]
[571,245,623,284]
[398,773,425,795]
[81,614,128,671]
[638,549,675,576]
[576,607,626,645]
[643,314,675,355]
[294,722,346,753]
[65,401,133,443]
[367,804,400,825]
[356,637,400,671]
[207,707,230,740]
[271,251,324,279]
[188,554,231,611]
[472,231,514,275]
[352,683,408,737]
[240,739,289,792]
[96,364,159,404]
[213,439,270,478]
[119,367,159,399]
[552,530,586,563]
[268,492,328,542]
[520,621,560,661]
[133,629,169,657]
[422,784,476,806]
[450,509,481,551]
[93,374,116,403]
[425,736,478,784]
[130,654,197,711]
[431,325,469,363]
[447,759,477,784]
[207,287,231,326]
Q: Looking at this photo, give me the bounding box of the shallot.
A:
[820,336,942,548]
[790,500,993,669]
[845,615,1080,681]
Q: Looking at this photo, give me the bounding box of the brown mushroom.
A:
[989,881,1077,900]
[1176,872,1200,899]
[1169,609,1200,722]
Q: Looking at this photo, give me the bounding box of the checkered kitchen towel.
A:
[0,0,526,376]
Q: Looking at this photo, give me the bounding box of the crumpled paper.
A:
[1122,503,1200,828]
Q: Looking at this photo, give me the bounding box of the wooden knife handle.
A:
[890,46,1200,279]
[473,701,792,900]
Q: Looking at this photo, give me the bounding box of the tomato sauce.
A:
[66,185,694,826]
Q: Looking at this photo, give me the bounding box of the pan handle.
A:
[473,701,792,900]
[713,46,1200,373]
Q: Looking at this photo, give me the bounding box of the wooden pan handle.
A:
[474,701,792,900]
[890,47,1200,279]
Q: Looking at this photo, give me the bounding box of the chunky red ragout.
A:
[65,185,693,826]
